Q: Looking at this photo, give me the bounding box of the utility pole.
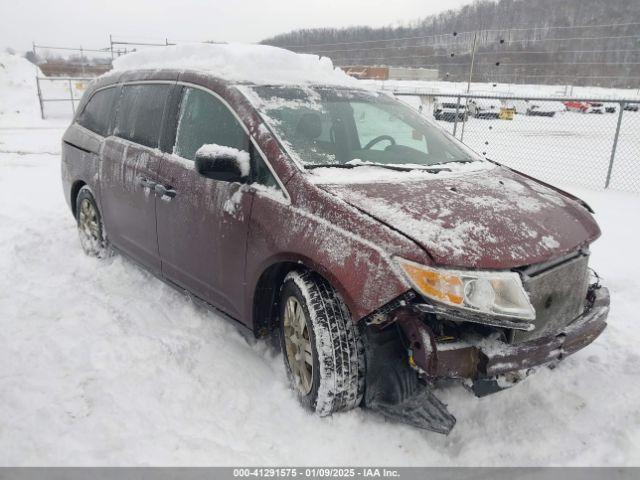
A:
[80,46,85,77]
[460,31,478,142]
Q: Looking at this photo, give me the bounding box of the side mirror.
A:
[194,144,250,183]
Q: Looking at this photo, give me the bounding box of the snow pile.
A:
[0,52,42,123]
[195,143,250,176]
[112,43,358,86]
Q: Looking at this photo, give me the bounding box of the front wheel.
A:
[75,186,110,258]
[279,271,365,416]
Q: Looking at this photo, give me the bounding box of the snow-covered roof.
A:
[111,43,359,87]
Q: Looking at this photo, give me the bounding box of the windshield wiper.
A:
[305,163,451,172]
[305,163,358,169]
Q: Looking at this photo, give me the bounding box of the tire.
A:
[75,186,110,258]
[279,270,365,416]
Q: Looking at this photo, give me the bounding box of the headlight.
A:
[397,258,535,320]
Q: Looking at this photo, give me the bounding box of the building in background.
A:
[341,65,439,81]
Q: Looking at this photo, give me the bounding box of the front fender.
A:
[245,176,430,323]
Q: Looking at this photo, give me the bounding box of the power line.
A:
[343,54,640,66]
[485,73,634,79]
[299,38,640,56]
[279,32,466,49]
[484,34,640,45]
[277,21,640,49]
[33,44,111,54]
[292,34,640,56]
[332,48,640,60]
[481,21,640,34]
[475,48,640,56]
[484,61,640,67]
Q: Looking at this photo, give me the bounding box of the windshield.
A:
[246,86,481,169]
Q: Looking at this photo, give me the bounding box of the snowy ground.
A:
[1,55,640,466]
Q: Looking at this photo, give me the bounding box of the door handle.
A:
[138,177,157,189]
[155,184,177,199]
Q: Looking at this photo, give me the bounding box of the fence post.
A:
[68,79,76,116]
[80,46,86,77]
[453,95,461,137]
[460,100,468,142]
[605,102,625,189]
[35,76,44,120]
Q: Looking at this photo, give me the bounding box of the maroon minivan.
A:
[61,63,609,433]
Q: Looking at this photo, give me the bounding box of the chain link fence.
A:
[397,92,640,193]
[35,76,93,119]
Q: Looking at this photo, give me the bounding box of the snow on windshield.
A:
[111,43,358,86]
[240,84,488,181]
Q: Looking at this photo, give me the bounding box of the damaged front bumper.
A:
[399,286,609,386]
[364,285,609,434]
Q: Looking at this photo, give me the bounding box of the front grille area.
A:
[511,253,590,343]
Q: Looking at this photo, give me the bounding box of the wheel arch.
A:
[70,180,88,219]
[250,254,357,337]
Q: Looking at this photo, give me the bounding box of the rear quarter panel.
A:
[61,125,104,215]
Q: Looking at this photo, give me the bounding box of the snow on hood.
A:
[317,167,600,269]
[111,43,359,86]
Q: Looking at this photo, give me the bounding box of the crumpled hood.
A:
[318,167,600,269]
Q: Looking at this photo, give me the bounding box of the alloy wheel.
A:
[283,296,314,395]
[78,198,101,251]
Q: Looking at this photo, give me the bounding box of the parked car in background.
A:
[587,102,605,114]
[623,103,639,112]
[563,100,589,113]
[603,103,617,113]
[468,98,501,118]
[433,97,467,122]
[526,101,565,117]
[60,44,610,435]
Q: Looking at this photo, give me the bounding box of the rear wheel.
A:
[279,271,365,416]
[75,186,109,258]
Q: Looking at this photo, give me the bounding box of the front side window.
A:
[246,86,482,169]
[77,87,118,136]
[174,87,280,189]
[115,84,171,148]
[174,87,248,160]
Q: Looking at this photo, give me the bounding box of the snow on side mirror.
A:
[194,144,251,183]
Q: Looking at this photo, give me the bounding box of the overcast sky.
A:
[1,0,475,53]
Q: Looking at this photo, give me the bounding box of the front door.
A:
[155,86,253,319]
[99,83,172,273]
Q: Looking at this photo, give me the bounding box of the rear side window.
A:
[77,87,118,136]
[115,84,171,148]
[174,87,248,160]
